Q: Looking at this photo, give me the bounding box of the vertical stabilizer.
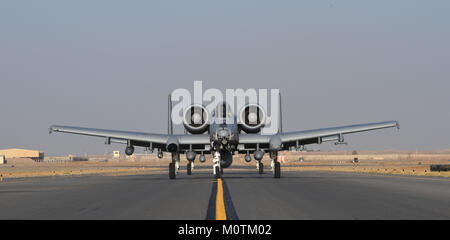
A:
[279,92,283,134]
[168,94,173,135]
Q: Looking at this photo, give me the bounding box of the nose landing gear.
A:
[213,151,221,178]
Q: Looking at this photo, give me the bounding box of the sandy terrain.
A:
[279,150,450,177]
[1,150,449,180]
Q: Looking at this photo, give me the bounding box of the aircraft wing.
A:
[238,121,399,150]
[49,125,210,151]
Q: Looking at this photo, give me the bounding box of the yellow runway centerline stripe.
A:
[215,178,227,220]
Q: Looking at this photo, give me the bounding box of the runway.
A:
[0,169,449,219]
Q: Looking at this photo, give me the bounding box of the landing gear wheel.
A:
[258,162,264,174]
[187,162,192,175]
[169,163,176,179]
[215,166,221,179]
[274,161,281,178]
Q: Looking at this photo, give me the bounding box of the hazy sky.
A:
[1,1,449,155]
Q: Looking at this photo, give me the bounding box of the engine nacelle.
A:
[219,149,233,168]
[238,104,266,133]
[183,104,210,134]
[166,137,179,152]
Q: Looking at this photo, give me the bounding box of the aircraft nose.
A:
[218,129,229,138]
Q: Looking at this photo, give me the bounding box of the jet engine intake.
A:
[166,137,179,152]
[238,104,266,133]
[183,104,210,134]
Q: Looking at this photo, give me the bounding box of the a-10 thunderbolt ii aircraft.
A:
[49,93,399,179]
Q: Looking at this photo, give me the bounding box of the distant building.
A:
[68,154,88,162]
[0,148,44,162]
[113,151,120,158]
[0,155,5,164]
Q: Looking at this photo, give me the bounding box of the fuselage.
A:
[207,103,241,168]
[209,117,239,150]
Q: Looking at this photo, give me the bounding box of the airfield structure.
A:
[0,148,44,162]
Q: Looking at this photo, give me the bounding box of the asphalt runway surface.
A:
[0,168,449,219]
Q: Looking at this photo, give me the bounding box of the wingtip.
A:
[49,125,56,134]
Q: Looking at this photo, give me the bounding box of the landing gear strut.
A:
[214,166,221,179]
[175,159,180,173]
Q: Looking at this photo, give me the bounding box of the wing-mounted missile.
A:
[199,153,206,163]
[183,104,210,134]
[238,104,266,133]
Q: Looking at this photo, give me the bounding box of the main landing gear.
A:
[270,151,281,179]
[256,161,264,174]
[169,152,180,180]
[169,162,176,179]
[274,161,281,178]
[187,161,194,175]
[169,152,196,179]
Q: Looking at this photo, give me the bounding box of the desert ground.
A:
[1,150,450,219]
[1,150,450,180]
